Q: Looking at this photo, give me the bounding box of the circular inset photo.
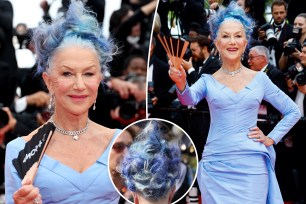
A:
[108,118,198,204]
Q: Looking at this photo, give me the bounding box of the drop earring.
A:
[93,101,96,110]
[48,94,54,110]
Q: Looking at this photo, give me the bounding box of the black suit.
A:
[188,55,220,84]
[264,64,287,91]
[288,88,305,202]
[148,55,176,120]
[0,61,12,106]
[0,0,18,106]
[274,23,293,66]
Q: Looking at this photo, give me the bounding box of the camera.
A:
[259,23,277,46]
[0,103,9,128]
[108,92,146,120]
[284,28,302,56]
[203,9,216,18]
[285,62,306,86]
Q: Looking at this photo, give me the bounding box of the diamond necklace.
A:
[221,67,242,77]
[50,116,89,141]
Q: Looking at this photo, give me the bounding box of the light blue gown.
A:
[177,72,301,204]
[5,129,121,204]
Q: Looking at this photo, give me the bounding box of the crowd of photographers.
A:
[149,0,306,203]
[0,0,156,196]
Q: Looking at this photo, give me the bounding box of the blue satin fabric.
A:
[5,129,121,204]
[177,72,300,204]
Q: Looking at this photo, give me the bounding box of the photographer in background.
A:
[285,42,306,203]
[258,0,293,68]
[109,74,146,126]
[279,13,306,72]
[89,76,145,129]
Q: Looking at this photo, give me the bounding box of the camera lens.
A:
[203,9,216,18]
[119,101,137,120]
[265,29,277,46]
[296,73,306,85]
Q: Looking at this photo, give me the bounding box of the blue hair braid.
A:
[121,121,181,201]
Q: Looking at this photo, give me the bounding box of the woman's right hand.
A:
[13,179,42,204]
[168,60,187,93]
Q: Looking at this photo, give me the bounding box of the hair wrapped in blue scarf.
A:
[121,121,181,201]
[33,1,115,74]
[209,1,255,43]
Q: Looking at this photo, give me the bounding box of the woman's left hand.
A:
[248,127,274,146]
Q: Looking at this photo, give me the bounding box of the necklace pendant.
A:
[73,135,79,141]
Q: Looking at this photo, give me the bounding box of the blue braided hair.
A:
[33,1,116,74]
[120,121,181,201]
[209,1,255,43]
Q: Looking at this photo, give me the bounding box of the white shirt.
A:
[260,64,269,72]
[295,90,305,117]
[148,63,153,82]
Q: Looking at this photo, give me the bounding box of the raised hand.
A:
[168,60,187,93]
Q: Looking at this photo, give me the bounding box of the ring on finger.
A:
[33,198,41,204]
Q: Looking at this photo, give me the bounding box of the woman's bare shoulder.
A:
[241,67,258,79]
[91,121,118,141]
[245,67,258,75]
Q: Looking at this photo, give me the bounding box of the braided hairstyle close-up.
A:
[120,120,181,201]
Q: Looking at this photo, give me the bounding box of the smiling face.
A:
[43,45,102,116]
[214,20,248,62]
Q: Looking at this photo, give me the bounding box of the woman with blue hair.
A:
[169,2,300,203]
[120,120,181,204]
[5,1,120,204]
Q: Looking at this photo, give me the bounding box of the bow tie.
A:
[274,25,282,32]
